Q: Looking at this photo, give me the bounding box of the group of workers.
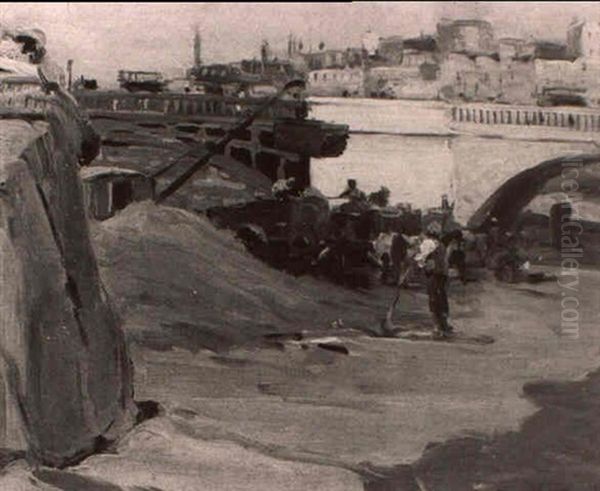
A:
[272,176,367,204]
[335,180,460,338]
[271,176,462,338]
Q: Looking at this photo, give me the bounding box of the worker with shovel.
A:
[415,221,453,338]
[382,221,453,338]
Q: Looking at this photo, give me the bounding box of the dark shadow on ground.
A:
[131,321,250,353]
[360,366,600,490]
[34,467,166,491]
[402,366,600,490]
[33,468,124,491]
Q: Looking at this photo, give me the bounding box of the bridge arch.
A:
[467,153,600,231]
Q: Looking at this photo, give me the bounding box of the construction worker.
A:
[415,221,453,337]
[339,179,366,202]
[272,177,298,200]
[338,179,369,214]
[445,229,467,284]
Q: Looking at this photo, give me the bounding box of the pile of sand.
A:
[91,202,403,352]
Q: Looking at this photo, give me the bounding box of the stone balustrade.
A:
[452,104,600,132]
[74,91,305,120]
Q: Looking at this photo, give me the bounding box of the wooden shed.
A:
[80,166,155,220]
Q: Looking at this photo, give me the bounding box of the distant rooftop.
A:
[533,41,574,61]
[403,35,437,52]
[379,35,403,43]
[450,50,500,62]
[305,48,348,56]
[438,18,493,28]
[498,37,526,45]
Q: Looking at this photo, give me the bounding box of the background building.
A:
[497,39,536,104]
[367,65,440,99]
[567,20,600,62]
[361,30,380,57]
[304,49,348,70]
[437,18,496,55]
[307,67,365,97]
[401,35,438,67]
[378,36,403,65]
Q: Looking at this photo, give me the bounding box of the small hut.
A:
[80,166,155,220]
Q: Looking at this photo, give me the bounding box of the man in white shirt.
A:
[272,177,298,200]
[415,221,453,337]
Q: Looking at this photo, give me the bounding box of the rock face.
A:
[0,95,135,466]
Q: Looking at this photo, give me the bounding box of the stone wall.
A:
[0,94,135,466]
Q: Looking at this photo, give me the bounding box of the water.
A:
[308,97,451,135]
[309,97,455,211]
[312,133,454,210]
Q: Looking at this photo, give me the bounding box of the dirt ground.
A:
[2,203,600,490]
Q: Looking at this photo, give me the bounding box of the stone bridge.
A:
[450,135,599,227]
[449,103,600,227]
[72,91,349,197]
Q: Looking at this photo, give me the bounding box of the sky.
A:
[2,2,600,87]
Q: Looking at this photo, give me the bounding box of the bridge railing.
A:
[74,91,303,120]
[0,90,81,119]
[451,104,600,132]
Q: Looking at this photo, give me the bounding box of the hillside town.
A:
[250,17,600,106]
[65,17,600,108]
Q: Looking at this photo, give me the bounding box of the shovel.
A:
[381,263,414,334]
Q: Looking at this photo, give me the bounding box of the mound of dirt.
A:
[91,202,400,352]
